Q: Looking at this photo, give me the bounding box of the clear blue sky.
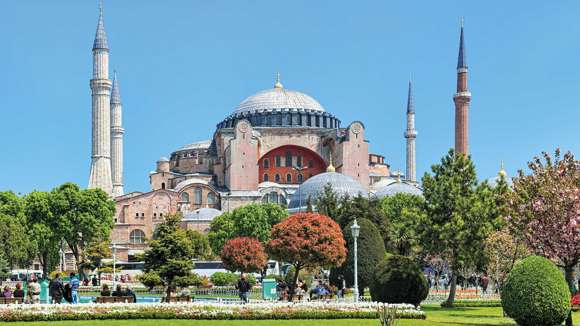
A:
[2,1,579,194]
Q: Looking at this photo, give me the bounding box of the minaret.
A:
[404,78,417,182]
[111,71,124,197]
[453,18,471,155]
[88,1,113,194]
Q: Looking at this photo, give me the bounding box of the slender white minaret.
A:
[404,78,417,182]
[111,71,124,197]
[88,1,113,194]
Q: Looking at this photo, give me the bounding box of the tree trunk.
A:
[565,265,575,326]
[445,272,458,307]
[288,265,301,302]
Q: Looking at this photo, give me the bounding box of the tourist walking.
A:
[28,278,41,304]
[49,273,64,304]
[236,273,251,303]
[69,273,80,304]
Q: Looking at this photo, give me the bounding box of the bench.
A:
[0,297,24,304]
[161,296,192,303]
[95,296,134,303]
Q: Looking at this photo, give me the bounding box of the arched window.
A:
[263,174,269,182]
[297,174,303,184]
[129,229,146,244]
[181,192,190,202]
[194,187,202,205]
[207,192,216,206]
[263,159,270,169]
[275,174,281,183]
[286,173,292,183]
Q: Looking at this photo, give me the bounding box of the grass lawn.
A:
[7,305,580,326]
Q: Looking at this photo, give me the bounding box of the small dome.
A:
[288,172,367,209]
[183,208,223,222]
[233,85,325,115]
[374,181,423,198]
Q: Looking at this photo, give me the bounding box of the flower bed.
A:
[0,302,425,322]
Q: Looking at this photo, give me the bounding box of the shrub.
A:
[210,272,238,286]
[369,255,428,306]
[501,255,570,326]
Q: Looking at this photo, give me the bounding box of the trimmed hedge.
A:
[369,255,428,306]
[501,255,570,326]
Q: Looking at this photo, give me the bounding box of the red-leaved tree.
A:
[507,150,580,326]
[266,213,347,300]
[220,236,268,273]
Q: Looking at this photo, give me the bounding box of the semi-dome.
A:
[374,181,423,198]
[234,85,325,115]
[288,172,367,209]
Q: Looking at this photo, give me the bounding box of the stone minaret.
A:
[404,79,417,182]
[110,71,124,197]
[453,19,471,155]
[88,2,113,194]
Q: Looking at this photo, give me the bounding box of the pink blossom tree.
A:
[507,149,580,326]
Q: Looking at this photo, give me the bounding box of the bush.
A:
[210,272,238,286]
[369,255,428,306]
[501,255,570,326]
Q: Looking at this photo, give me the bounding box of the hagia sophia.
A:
[86,4,470,261]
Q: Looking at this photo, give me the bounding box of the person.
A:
[69,273,80,304]
[28,278,41,304]
[13,283,24,299]
[236,273,251,303]
[112,284,125,297]
[49,273,64,304]
[100,284,111,296]
[92,275,98,287]
[125,286,137,303]
[1,285,13,298]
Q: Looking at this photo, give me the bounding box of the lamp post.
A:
[292,166,308,212]
[350,218,360,303]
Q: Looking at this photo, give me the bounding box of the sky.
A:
[2,0,580,195]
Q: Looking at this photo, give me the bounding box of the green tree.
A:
[0,191,34,269]
[330,218,386,295]
[50,183,115,278]
[380,193,425,256]
[24,191,61,278]
[207,203,287,255]
[419,149,498,306]
[141,213,200,301]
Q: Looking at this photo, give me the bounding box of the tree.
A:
[50,183,115,278]
[208,203,287,255]
[267,213,347,300]
[419,149,498,306]
[331,218,385,295]
[0,191,34,269]
[186,230,213,259]
[24,191,61,278]
[484,229,528,290]
[380,193,425,256]
[220,237,267,273]
[141,213,200,301]
[506,150,580,326]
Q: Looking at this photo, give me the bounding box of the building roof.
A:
[288,172,367,209]
[374,181,423,198]
[233,78,325,115]
[183,208,223,222]
[176,140,212,152]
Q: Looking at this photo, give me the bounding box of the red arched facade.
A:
[258,145,326,184]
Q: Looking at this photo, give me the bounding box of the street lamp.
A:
[350,218,360,303]
[292,166,308,212]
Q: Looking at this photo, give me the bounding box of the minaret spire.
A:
[453,18,471,155]
[404,78,417,182]
[88,0,113,194]
[111,71,125,197]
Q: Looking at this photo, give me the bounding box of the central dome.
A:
[233,78,325,115]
